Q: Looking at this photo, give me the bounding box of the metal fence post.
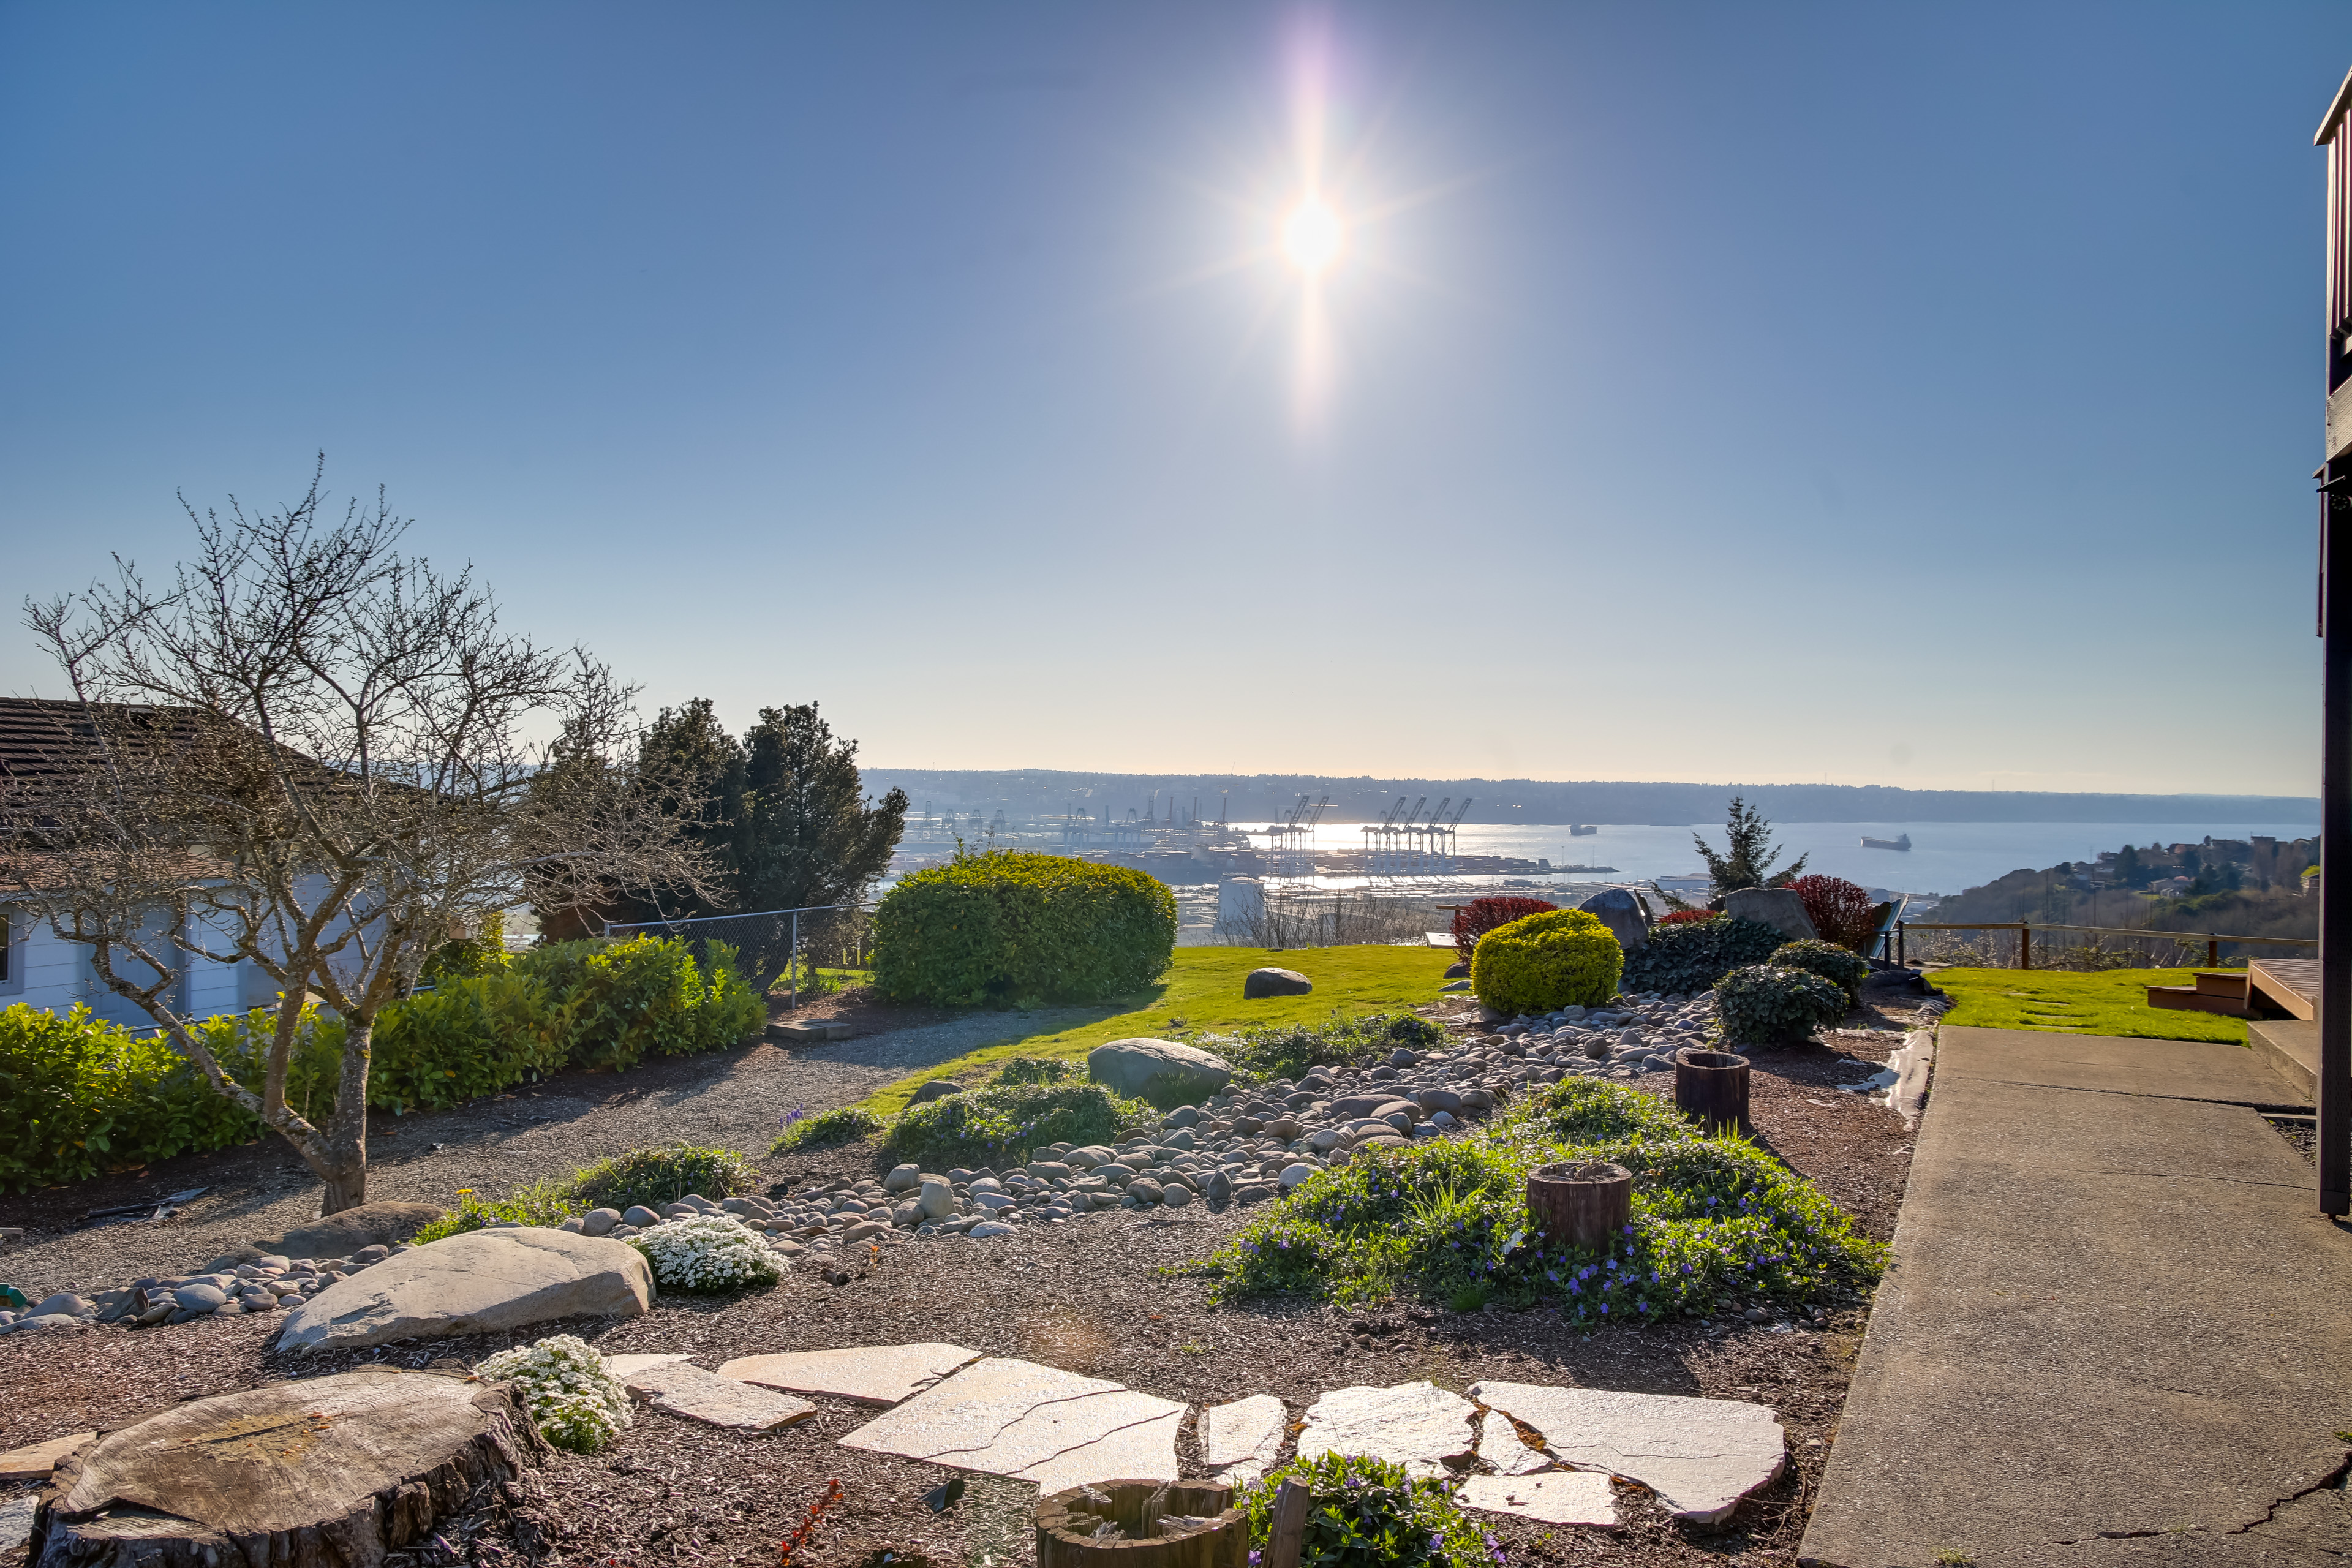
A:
[789,911,800,1010]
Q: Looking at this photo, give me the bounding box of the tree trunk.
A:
[1673,1049,1752,1137]
[317,1016,374,1214]
[1526,1161,1633,1250]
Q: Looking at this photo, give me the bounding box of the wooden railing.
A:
[1896,921,2317,971]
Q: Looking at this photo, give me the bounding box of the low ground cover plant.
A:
[1240,1453,1485,1568]
[873,849,1177,1006]
[1715,965,1848,1046]
[1619,915,1784,994]
[771,1105,884,1153]
[883,1079,1152,1170]
[1202,1079,1883,1324]
[631,1213,782,1291]
[1768,938,1871,1008]
[1468,909,1622,1014]
[1199,1012,1445,1085]
[411,1182,579,1243]
[570,1142,756,1212]
[1447,895,1557,962]
[474,1333,633,1453]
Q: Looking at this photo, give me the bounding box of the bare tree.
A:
[5,462,712,1212]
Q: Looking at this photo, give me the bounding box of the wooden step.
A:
[2192,971,2250,999]
[2144,984,2248,1016]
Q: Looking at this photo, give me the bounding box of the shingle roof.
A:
[0,698,206,783]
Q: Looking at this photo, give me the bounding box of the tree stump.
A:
[1673,1049,1752,1136]
[1035,1480,1248,1568]
[1526,1161,1633,1250]
[31,1367,547,1567]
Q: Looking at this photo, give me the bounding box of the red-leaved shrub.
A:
[1789,874,1880,953]
[1450,896,1558,960]
[1656,908,1717,927]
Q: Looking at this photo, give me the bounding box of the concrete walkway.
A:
[1800,1027,2352,1566]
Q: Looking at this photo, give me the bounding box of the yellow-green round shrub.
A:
[872,850,1177,1006]
[1469,909,1623,1015]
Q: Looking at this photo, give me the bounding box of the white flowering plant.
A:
[474,1333,633,1453]
[630,1213,783,1292]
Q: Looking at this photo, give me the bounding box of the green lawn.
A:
[856,944,1458,1116]
[1929,967,2247,1044]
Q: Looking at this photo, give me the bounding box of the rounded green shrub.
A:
[882,1080,1152,1170]
[567,1141,756,1211]
[1770,938,1871,1008]
[771,1106,883,1153]
[1620,915,1786,994]
[872,850,1177,1006]
[1468,909,1623,1015]
[1716,963,1848,1046]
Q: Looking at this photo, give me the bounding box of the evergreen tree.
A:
[731,703,908,918]
[1695,795,1807,898]
[2112,843,2146,888]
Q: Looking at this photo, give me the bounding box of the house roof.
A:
[0,698,209,783]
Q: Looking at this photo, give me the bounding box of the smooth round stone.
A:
[175,1283,228,1310]
[968,1221,1015,1239]
[1160,1184,1193,1208]
[213,1302,246,1316]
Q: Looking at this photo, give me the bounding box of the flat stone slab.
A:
[717,1342,982,1406]
[624,1362,815,1432]
[1476,1411,1549,1477]
[603,1353,691,1381]
[0,1494,35,1556]
[277,1227,652,1352]
[261,1200,444,1259]
[0,1430,95,1481]
[1297,1381,1476,1479]
[1458,1472,1619,1528]
[1471,1381,1784,1525]
[1199,1394,1286,1482]
[840,1356,1182,1490]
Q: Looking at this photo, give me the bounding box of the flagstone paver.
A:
[1475,1410,1550,1477]
[1199,1393,1287,1483]
[603,1353,690,1381]
[1457,1472,1620,1528]
[1296,1381,1476,1479]
[624,1362,816,1433]
[839,1356,1182,1490]
[1470,1381,1784,1525]
[718,1342,981,1406]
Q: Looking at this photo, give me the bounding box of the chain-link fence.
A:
[603,904,861,1000]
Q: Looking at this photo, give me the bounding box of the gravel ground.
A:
[0,997,1931,1568]
[0,998,1099,1302]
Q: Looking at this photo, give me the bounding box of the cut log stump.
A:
[31,1366,548,1567]
[1035,1479,1248,1568]
[1527,1161,1634,1250]
[1673,1049,1752,1136]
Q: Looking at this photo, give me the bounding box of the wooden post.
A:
[1897,920,1905,967]
[2209,936,2221,967]
[1035,1482,1246,1568]
[2021,921,2032,971]
[1673,1049,1751,1136]
[1526,1161,1634,1249]
[1264,1480,1313,1568]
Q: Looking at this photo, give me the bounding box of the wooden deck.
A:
[2247,957,2318,1020]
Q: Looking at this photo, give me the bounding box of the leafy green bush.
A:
[1201,1079,1883,1323]
[1204,1012,1446,1085]
[568,1142,756,1212]
[883,1080,1152,1170]
[1240,1453,1483,1568]
[1468,909,1623,1015]
[371,972,571,1115]
[1770,938,1871,1008]
[411,1182,578,1243]
[871,850,1177,1006]
[992,1056,1074,1086]
[1619,916,1785,994]
[1715,964,1849,1046]
[419,913,510,986]
[0,1004,262,1192]
[771,1106,883,1153]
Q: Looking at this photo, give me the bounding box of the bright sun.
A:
[1282,199,1344,273]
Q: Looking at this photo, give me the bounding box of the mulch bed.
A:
[0,1003,1931,1568]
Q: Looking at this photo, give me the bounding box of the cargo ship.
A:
[1860,832,1912,851]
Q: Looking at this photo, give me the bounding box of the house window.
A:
[0,913,20,997]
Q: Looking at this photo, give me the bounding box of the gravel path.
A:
[0,1006,1096,1303]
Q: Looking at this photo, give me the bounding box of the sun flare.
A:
[1282,199,1344,274]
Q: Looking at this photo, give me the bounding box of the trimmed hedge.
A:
[1770,938,1871,1008]
[1716,963,1849,1045]
[1619,915,1785,994]
[872,850,1177,1006]
[1468,909,1623,1015]
[1447,896,1556,962]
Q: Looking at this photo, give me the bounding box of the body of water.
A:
[1236,821,2315,896]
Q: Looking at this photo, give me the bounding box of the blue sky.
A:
[1,3,2343,796]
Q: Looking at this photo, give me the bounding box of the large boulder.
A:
[1721,886,1819,944]
[908,1079,963,1104]
[262,1200,445,1259]
[275,1227,652,1352]
[1086,1038,1232,1104]
[1243,967,1313,999]
[1577,889,1649,954]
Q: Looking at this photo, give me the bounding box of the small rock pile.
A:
[1,1243,409,1333]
